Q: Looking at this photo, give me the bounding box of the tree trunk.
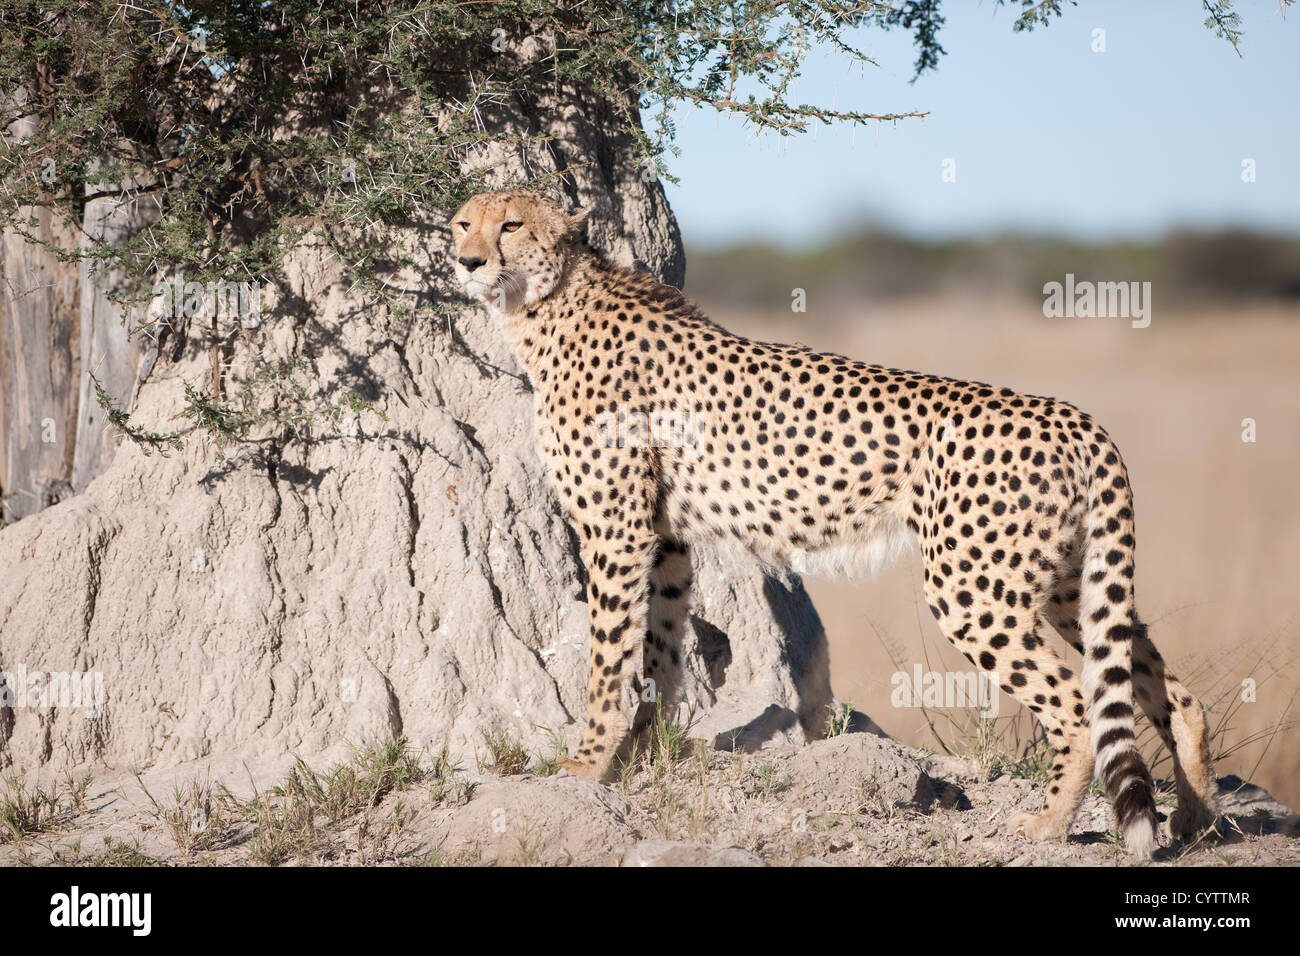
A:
[0,103,81,522]
[71,177,160,492]
[0,118,157,522]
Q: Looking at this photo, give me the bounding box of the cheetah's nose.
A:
[458,255,486,272]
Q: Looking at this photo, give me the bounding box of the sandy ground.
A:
[706,294,1300,811]
[1,732,1295,867]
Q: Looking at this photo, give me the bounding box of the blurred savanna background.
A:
[669,2,1300,807]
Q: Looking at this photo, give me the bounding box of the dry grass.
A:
[136,771,230,858]
[479,730,530,777]
[0,771,91,844]
[216,738,433,865]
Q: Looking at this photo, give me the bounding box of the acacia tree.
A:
[1,1,930,476]
[0,0,1251,486]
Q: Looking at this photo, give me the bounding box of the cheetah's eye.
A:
[455,221,470,231]
[502,222,523,233]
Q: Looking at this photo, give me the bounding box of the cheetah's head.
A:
[449,190,588,312]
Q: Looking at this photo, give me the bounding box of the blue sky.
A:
[662,0,1299,248]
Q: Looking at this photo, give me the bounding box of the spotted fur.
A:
[448,190,1219,858]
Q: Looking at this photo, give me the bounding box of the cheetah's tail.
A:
[1078,446,1159,860]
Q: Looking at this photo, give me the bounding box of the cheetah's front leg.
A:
[556,481,659,783]
[632,535,693,736]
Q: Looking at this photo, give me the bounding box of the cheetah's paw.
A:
[555,755,613,782]
[1008,810,1071,841]
[1169,800,1219,840]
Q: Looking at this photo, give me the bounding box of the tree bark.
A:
[71,176,160,492]
[0,103,81,522]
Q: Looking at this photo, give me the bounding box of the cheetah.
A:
[448,189,1219,858]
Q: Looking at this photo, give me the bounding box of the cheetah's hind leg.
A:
[923,572,1094,842]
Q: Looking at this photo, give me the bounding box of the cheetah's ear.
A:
[565,207,592,240]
